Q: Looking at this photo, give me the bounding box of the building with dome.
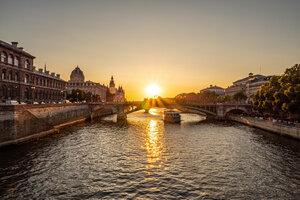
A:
[66,66,107,102]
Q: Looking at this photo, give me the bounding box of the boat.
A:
[163,109,181,123]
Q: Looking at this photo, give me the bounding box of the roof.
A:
[34,69,65,82]
[233,74,265,84]
[203,85,224,90]
[0,40,35,59]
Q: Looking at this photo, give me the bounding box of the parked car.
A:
[40,102,45,104]
[33,102,39,104]
[5,100,19,105]
[20,102,27,104]
[62,100,71,104]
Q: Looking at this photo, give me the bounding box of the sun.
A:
[146,84,161,98]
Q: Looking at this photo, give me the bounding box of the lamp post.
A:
[76,91,79,102]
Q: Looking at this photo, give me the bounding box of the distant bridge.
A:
[179,102,252,119]
[89,101,253,121]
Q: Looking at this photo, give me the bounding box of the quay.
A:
[0,102,136,148]
[227,115,300,140]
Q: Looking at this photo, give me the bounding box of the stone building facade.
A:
[225,73,271,97]
[200,85,225,96]
[66,66,107,102]
[107,76,125,102]
[0,40,66,103]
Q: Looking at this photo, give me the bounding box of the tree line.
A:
[253,64,299,120]
[67,89,102,102]
[175,90,247,104]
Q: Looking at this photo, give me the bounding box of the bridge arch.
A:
[224,107,248,116]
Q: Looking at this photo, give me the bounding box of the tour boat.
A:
[163,109,181,123]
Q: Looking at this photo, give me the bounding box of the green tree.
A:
[278,64,300,115]
[253,64,300,119]
[68,89,86,102]
[219,95,232,102]
[199,91,219,103]
[233,91,247,102]
[85,92,92,102]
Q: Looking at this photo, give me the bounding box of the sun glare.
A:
[146,84,161,97]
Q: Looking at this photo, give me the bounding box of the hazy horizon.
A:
[1,0,299,100]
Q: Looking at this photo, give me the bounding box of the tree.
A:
[198,91,219,103]
[233,91,247,102]
[85,92,92,102]
[278,64,300,116]
[219,95,232,102]
[67,89,85,102]
[253,64,300,119]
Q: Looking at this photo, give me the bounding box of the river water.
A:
[0,108,300,199]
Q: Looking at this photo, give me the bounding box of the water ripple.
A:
[0,111,300,199]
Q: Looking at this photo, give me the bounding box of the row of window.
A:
[1,51,30,68]
[68,82,100,87]
[0,85,64,100]
[1,69,65,89]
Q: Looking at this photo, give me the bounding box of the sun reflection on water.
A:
[144,120,163,171]
[149,108,160,116]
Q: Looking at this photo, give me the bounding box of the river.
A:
[0,108,300,199]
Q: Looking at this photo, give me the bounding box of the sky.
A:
[0,0,299,100]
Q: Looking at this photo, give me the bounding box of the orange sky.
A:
[1,0,299,100]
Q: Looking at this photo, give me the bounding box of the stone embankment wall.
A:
[228,115,300,140]
[0,104,113,147]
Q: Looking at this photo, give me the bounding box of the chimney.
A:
[45,71,49,74]
[38,68,43,72]
[56,74,60,78]
[11,42,18,47]
[33,66,36,71]
[51,72,55,76]
[18,47,23,51]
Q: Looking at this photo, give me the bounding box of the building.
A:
[175,93,199,103]
[66,66,107,102]
[0,40,66,103]
[107,76,126,102]
[200,85,225,96]
[225,73,271,97]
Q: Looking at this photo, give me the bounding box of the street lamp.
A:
[76,91,79,102]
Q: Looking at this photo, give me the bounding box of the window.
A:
[14,57,19,66]
[1,52,7,63]
[8,54,13,64]
[2,70,6,79]
[8,72,12,80]
[25,74,29,83]
[25,60,30,69]
[15,73,18,81]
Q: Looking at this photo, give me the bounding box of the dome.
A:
[70,66,84,82]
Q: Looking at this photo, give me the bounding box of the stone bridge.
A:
[89,101,143,120]
[179,103,253,119]
[89,101,252,120]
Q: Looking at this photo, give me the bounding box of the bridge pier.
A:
[216,104,225,119]
[116,105,127,120]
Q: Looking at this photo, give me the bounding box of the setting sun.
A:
[146,84,161,97]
